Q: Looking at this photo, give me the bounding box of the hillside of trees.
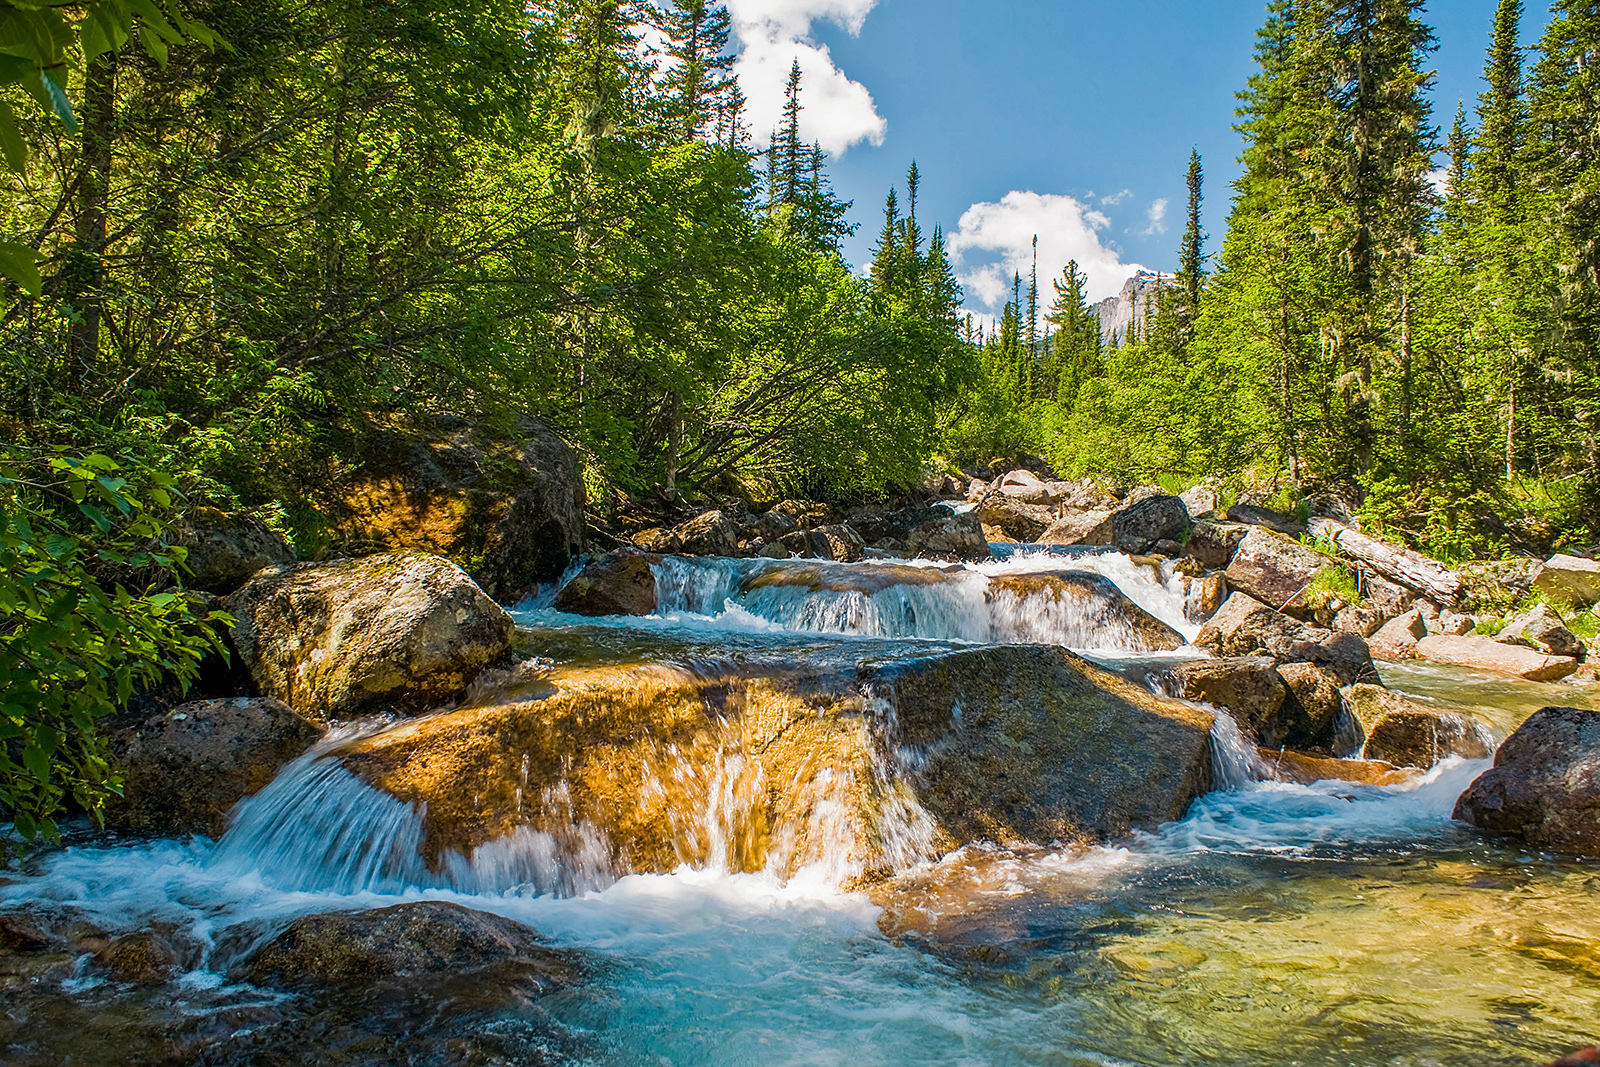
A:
[3,0,1599,836]
[971,0,1600,564]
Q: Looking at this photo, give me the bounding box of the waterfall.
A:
[567,550,1203,651]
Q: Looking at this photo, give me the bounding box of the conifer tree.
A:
[870,188,902,291]
[1176,150,1205,351]
[1027,235,1040,363]
[780,59,804,204]
[656,0,735,141]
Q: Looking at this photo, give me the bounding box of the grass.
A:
[1307,563,1361,601]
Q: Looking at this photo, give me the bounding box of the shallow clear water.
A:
[5,554,1599,1066]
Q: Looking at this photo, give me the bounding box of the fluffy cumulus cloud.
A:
[725,0,887,156]
[946,191,1144,317]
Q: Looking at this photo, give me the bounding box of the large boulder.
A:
[673,510,741,557]
[1055,478,1120,512]
[1534,554,1600,608]
[335,646,1215,884]
[985,571,1186,651]
[1196,592,1376,684]
[1185,573,1228,623]
[1454,706,1600,853]
[1224,527,1330,611]
[225,554,515,721]
[1179,483,1221,520]
[1275,662,1345,747]
[1497,603,1586,659]
[335,418,585,602]
[849,505,944,546]
[780,523,866,563]
[1414,634,1578,682]
[1165,657,1305,747]
[169,508,295,594]
[102,697,324,837]
[553,549,659,617]
[975,495,1054,542]
[1111,495,1190,554]
[1340,684,1491,769]
[995,469,1054,504]
[907,511,992,562]
[1038,509,1115,547]
[247,901,578,988]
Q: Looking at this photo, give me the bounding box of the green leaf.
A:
[82,2,133,66]
[21,744,50,782]
[0,100,26,172]
[0,241,42,296]
[146,592,178,609]
[39,70,74,132]
[126,0,183,45]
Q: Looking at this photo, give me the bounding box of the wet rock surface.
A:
[226,553,515,720]
[554,549,660,617]
[1455,706,1600,853]
[1224,527,1330,611]
[906,510,991,561]
[247,901,578,986]
[103,697,325,837]
[985,570,1185,652]
[1340,684,1491,769]
[335,645,1215,882]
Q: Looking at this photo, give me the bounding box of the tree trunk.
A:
[665,389,682,499]
[67,51,118,393]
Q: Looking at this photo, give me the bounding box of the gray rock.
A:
[1111,495,1190,554]
[674,510,742,556]
[1038,509,1115,547]
[1369,609,1428,660]
[1184,521,1249,569]
[781,523,866,562]
[1497,603,1586,658]
[1275,662,1345,748]
[1179,483,1221,520]
[1166,657,1302,748]
[104,697,325,838]
[907,511,992,562]
[248,901,580,987]
[225,554,514,721]
[1454,706,1600,853]
[1185,573,1228,623]
[169,509,296,594]
[1333,606,1386,638]
[1533,554,1600,608]
[1340,684,1491,769]
[1195,592,1375,685]
[976,494,1054,542]
[335,418,586,602]
[1224,527,1330,611]
[554,549,659,617]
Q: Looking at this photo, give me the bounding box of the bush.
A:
[1,451,229,849]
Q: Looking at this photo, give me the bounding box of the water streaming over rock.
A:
[7,547,1600,1067]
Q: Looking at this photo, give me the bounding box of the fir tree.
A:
[655,0,735,141]
[1176,150,1205,351]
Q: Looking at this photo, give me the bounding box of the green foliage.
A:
[1306,563,1361,601]
[0,450,227,847]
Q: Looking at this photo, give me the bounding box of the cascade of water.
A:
[1207,708,1275,792]
[631,552,1198,651]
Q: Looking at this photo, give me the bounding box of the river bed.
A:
[3,551,1598,1066]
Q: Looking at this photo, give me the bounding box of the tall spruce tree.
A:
[655,0,735,141]
[1176,150,1205,351]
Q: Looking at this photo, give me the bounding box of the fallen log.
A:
[1308,518,1462,603]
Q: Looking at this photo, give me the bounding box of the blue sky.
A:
[719,0,1550,320]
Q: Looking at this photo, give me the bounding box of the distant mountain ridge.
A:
[1093,270,1177,346]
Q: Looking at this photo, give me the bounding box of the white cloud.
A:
[725,0,886,156]
[946,191,1144,316]
[1098,188,1132,206]
[1428,167,1451,197]
[1142,198,1169,236]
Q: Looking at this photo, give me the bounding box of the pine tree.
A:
[1026,235,1040,364]
[870,188,902,291]
[1175,150,1205,351]
[655,0,735,141]
[780,59,804,205]
[1045,258,1102,406]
